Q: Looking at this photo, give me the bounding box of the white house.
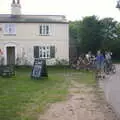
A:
[0,0,69,66]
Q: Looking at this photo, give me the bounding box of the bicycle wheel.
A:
[104,65,109,75]
[111,64,116,74]
[95,71,100,80]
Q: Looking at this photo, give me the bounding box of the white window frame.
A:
[39,46,50,59]
[39,24,50,36]
[34,46,55,59]
[3,23,16,35]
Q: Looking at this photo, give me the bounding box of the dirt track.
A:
[39,80,118,120]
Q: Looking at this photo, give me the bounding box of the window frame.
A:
[34,46,55,59]
[39,24,50,36]
[3,23,16,36]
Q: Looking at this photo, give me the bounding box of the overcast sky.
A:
[0,0,120,21]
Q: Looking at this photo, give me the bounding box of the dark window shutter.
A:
[50,46,55,58]
[34,46,39,58]
[40,26,42,35]
[46,25,49,35]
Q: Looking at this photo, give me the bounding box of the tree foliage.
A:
[100,18,118,50]
[69,21,82,58]
[79,16,103,53]
[69,16,120,59]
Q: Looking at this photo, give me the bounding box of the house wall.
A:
[0,23,69,65]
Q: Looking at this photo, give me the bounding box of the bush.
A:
[55,59,69,66]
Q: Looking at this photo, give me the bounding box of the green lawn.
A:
[0,67,96,120]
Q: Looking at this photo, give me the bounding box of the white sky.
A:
[0,0,120,21]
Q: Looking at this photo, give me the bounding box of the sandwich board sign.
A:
[31,59,48,79]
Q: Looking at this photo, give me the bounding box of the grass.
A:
[71,71,96,85]
[0,67,96,120]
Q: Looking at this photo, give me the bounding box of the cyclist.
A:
[104,51,113,73]
[86,51,92,62]
[96,50,105,78]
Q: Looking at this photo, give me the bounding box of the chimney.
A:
[12,0,15,4]
[17,0,20,4]
[11,0,21,15]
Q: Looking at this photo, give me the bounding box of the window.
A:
[39,24,50,36]
[34,46,55,59]
[4,23,16,35]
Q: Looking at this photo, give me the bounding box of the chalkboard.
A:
[31,59,48,79]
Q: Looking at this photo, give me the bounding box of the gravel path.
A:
[39,80,118,120]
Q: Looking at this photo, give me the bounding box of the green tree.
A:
[69,21,82,58]
[69,16,120,60]
[79,16,103,53]
[100,18,118,51]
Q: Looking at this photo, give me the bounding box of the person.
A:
[76,54,85,70]
[85,51,92,62]
[96,50,105,78]
[105,51,112,71]
[90,54,96,68]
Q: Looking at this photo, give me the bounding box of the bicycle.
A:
[104,60,116,74]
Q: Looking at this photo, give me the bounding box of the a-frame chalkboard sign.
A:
[31,59,48,79]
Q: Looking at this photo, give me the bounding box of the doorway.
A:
[7,47,15,65]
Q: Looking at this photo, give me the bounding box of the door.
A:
[7,47,15,65]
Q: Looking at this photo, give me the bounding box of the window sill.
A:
[39,34,50,36]
[4,34,16,36]
[34,57,55,59]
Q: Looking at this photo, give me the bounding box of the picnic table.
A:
[0,65,15,77]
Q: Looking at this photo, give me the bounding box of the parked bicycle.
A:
[104,60,116,75]
[70,54,96,71]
